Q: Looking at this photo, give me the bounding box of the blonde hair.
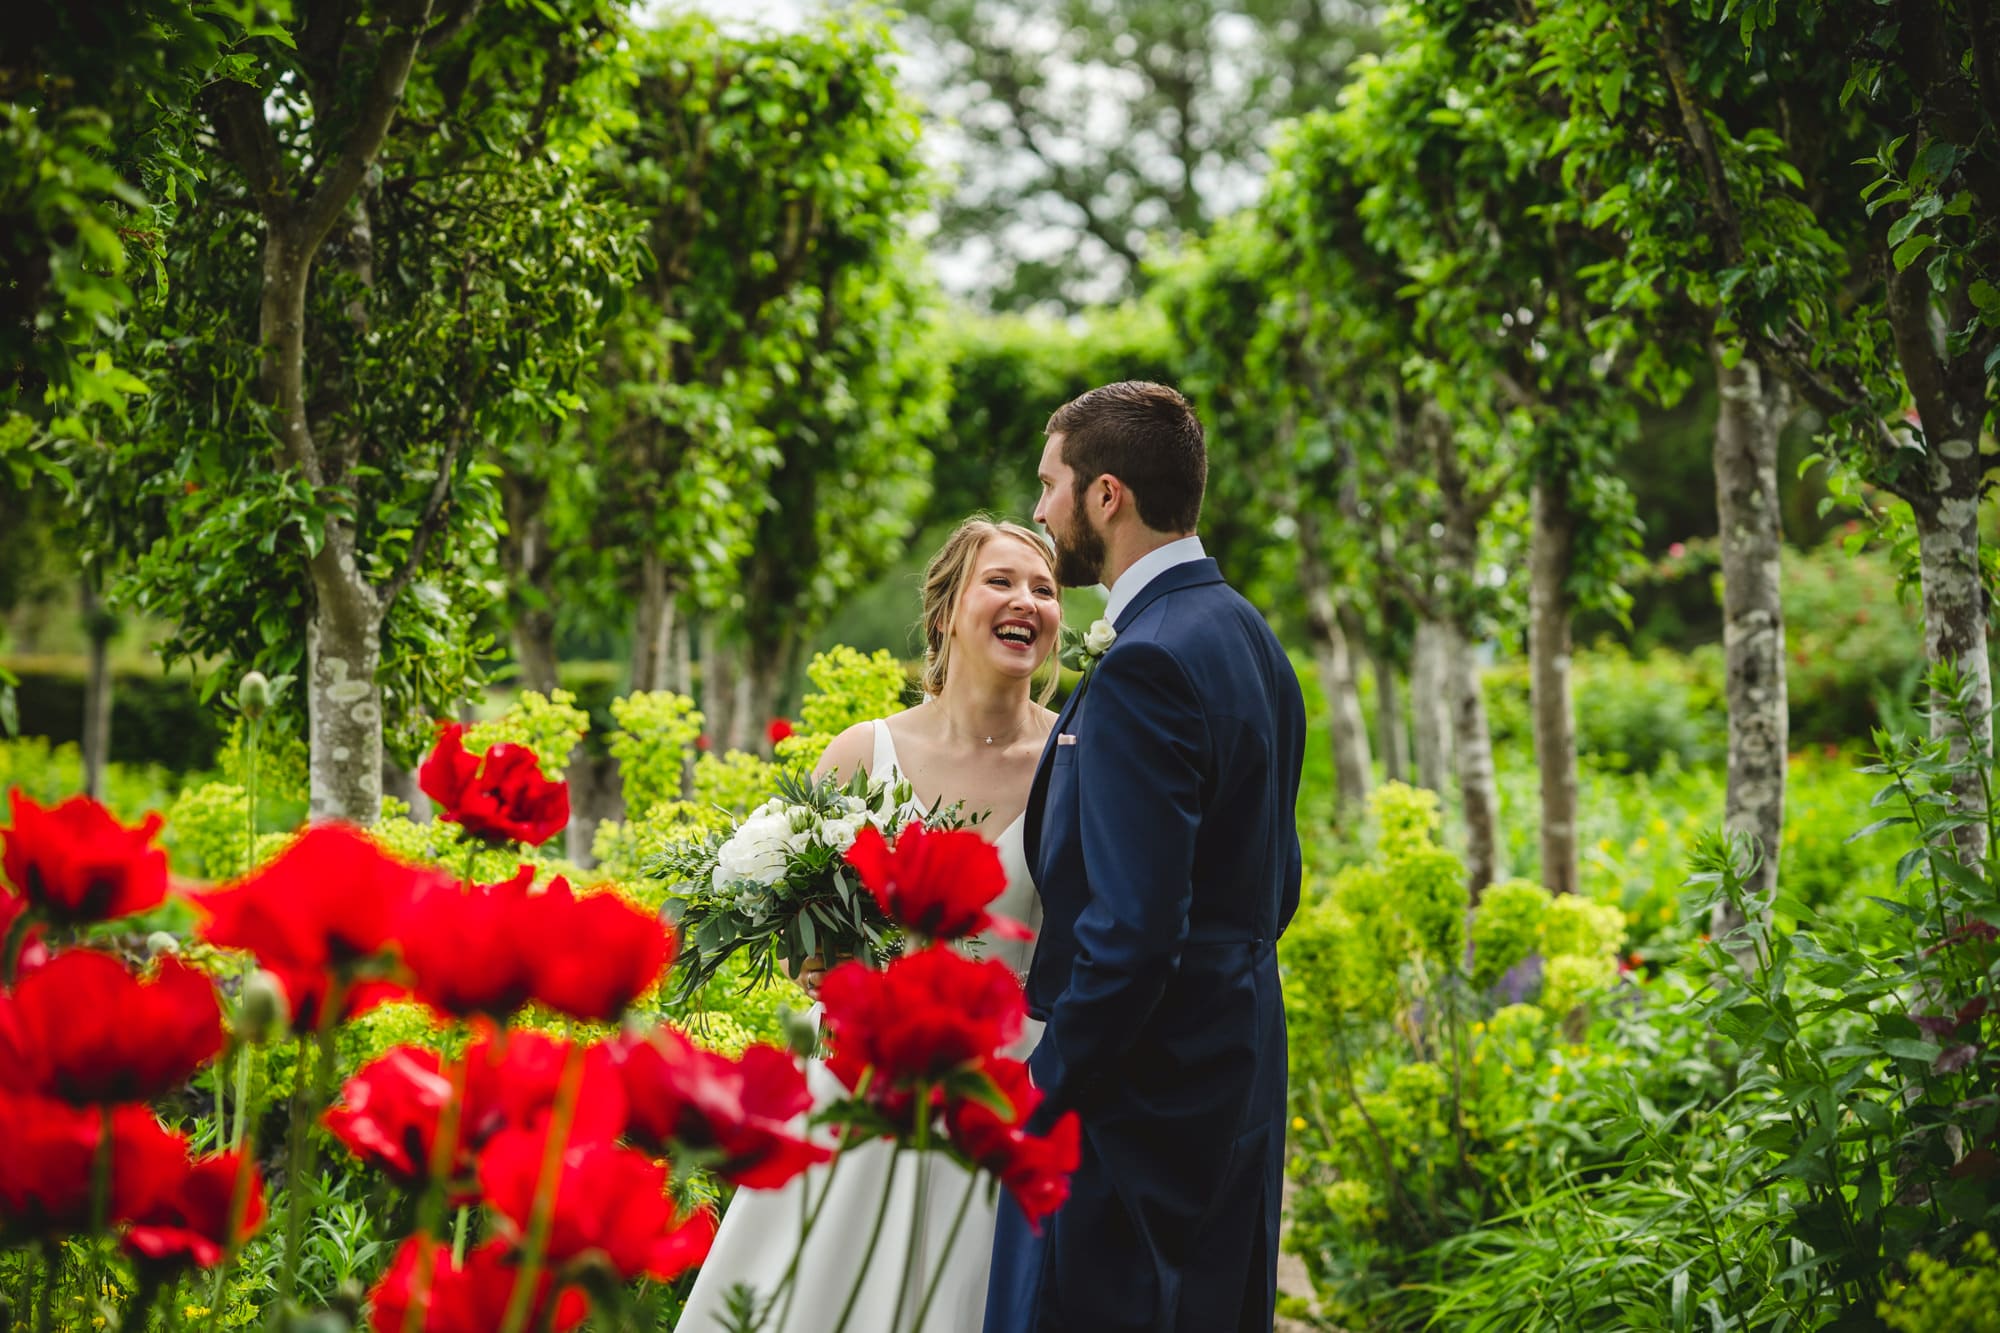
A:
[920,517,1062,704]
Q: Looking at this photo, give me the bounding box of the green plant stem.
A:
[278,976,347,1309]
[1,909,35,986]
[203,1117,262,1333]
[452,1205,470,1266]
[276,1031,312,1306]
[34,1242,56,1333]
[769,1068,874,1332]
[117,1271,163,1333]
[497,1036,589,1333]
[230,1034,251,1149]
[909,1171,978,1333]
[888,1087,933,1333]
[232,718,260,1149]
[829,1145,902,1333]
[91,1103,115,1234]
[403,1047,473,1333]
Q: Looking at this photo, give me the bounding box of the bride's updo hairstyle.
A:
[920,516,1062,704]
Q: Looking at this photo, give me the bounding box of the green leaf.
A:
[1881,1037,1942,1063]
[1891,232,1936,270]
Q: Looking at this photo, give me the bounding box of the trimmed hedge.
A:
[5,656,224,772]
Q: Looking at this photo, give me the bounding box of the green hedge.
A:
[4,655,224,772]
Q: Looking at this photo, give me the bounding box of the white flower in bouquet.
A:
[712,800,796,890]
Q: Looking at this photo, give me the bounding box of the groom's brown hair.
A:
[1046,381,1206,533]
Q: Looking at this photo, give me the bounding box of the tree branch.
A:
[380,409,471,609]
[297,0,433,254]
[421,0,483,52]
[203,80,292,221]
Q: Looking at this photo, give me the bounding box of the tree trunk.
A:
[1886,263,1994,861]
[566,752,624,868]
[1410,619,1455,797]
[1446,625,1504,896]
[1529,476,1579,896]
[1710,347,1790,944]
[701,623,739,754]
[629,552,677,694]
[305,557,385,825]
[743,624,797,756]
[1352,610,1409,784]
[669,613,695,699]
[1298,526,1372,817]
[500,468,559,695]
[80,573,114,801]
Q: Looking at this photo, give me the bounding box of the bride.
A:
[675,517,1063,1333]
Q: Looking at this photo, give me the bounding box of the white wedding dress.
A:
[676,720,1044,1333]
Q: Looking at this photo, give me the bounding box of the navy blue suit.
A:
[986,557,1306,1333]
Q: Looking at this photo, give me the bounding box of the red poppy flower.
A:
[765,717,795,746]
[329,1034,625,1193]
[943,1057,1081,1232]
[2,791,167,925]
[194,824,440,1029]
[419,723,570,848]
[369,1237,588,1333]
[844,825,1029,942]
[325,1047,454,1186]
[0,951,223,1103]
[479,1130,716,1282]
[612,1028,828,1188]
[520,878,674,1022]
[459,1028,627,1157]
[397,865,543,1019]
[0,1092,188,1240]
[819,946,1025,1093]
[122,1148,265,1270]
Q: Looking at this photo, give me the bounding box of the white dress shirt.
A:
[1101,535,1207,626]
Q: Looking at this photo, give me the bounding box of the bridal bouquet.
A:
[650,768,972,999]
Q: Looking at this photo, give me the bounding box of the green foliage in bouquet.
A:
[651,766,924,998]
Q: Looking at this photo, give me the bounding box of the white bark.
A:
[1447,625,1504,897]
[1410,619,1455,797]
[1710,348,1790,946]
[305,564,384,825]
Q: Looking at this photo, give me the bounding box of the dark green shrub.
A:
[5,653,224,771]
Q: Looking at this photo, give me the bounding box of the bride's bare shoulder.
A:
[813,721,878,783]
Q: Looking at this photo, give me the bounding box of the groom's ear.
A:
[1093,472,1128,522]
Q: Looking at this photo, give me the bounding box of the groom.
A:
[987,382,1306,1332]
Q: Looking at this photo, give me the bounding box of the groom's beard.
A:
[1051,490,1107,588]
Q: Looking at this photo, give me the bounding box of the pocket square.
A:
[1056,733,1078,746]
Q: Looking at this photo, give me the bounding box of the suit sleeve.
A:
[1029,638,1205,1126]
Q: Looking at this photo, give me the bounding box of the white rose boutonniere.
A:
[1060,619,1117,694]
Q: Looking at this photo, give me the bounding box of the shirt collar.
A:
[1101,535,1206,625]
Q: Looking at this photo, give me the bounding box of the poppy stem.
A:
[232,715,261,1150]
[1,908,33,986]
[116,1270,162,1333]
[828,1143,902,1333]
[496,1036,588,1333]
[403,1047,472,1333]
[203,1121,261,1333]
[451,1205,469,1266]
[888,1086,933,1333]
[909,1172,979,1333]
[771,1063,873,1332]
[34,1241,59,1333]
[276,1032,311,1306]
[91,1103,115,1235]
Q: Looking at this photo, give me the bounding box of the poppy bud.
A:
[237,969,291,1044]
[146,930,181,957]
[238,671,271,721]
